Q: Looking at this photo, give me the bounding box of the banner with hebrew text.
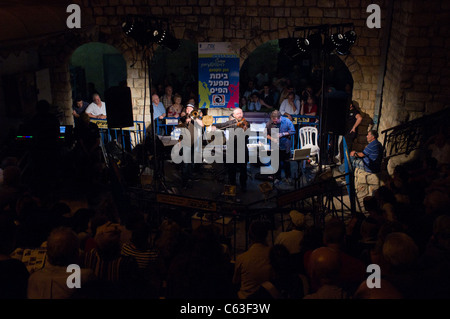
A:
[198,42,240,108]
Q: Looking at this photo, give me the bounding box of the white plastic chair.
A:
[299,126,320,164]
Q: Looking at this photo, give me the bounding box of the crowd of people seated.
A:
[1,74,449,300]
[146,74,329,138]
[1,129,449,299]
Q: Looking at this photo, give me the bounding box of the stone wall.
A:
[69,0,386,134]
[3,0,448,160]
[378,0,450,140]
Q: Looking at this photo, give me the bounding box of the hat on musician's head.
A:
[186,103,195,109]
[289,210,305,227]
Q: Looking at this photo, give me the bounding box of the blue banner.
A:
[198,42,240,108]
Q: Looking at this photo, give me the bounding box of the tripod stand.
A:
[137,49,169,193]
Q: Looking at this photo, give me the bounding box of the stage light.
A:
[296,37,310,53]
[122,15,180,51]
[335,30,357,55]
[153,29,180,51]
[330,32,345,48]
[121,16,153,47]
[344,30,357,45]
[306,32,323,50]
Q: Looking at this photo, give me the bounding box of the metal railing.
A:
[381,108,450,160]
[155,114,320,152]
[90,119,146,150]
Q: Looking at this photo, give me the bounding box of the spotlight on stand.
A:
[296,37,310,54]
[122,15,180,51]
[153,29,180,51]
[279,37,310,60]
[335,30,357,55]
[344,30,357,45]
[121,16,153,47]
[306,32,323,50]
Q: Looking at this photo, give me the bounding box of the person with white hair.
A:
[85,93,107,119]
[274,210,306,255]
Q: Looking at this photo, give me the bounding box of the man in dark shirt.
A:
[213,108,249,192]
[266,110,296,184]
[336,101,363,164]
[344,101,363,152]
[73,96,89,118]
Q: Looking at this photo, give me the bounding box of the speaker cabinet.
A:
[322,93,350,136]
[104,86,134,129]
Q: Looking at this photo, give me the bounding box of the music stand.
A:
[290,148,311,189]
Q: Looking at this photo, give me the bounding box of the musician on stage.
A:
[266,110,296,185]
[211,107,249,193]
[178,104,203,188]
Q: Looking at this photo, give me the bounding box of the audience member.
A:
[167,93,183,118]
[27,227,96,299]
[166,224,234,299]
[274,210,305,255]
[151,94,167,120]
[418,214,450,298]
[303,247,349,299]
[161,85,174,111]
[381,231,422,298]
[233,220,273,299]
[339,130,383,174]
[0,165,22,214]
[0,214,29,299]
[426,131,450,168]
[72,95,89,125]
[300,96,318,123]
[85,93,107,119]
[259,83,276,109]
[243,79,258,99]
[353,278,403,299]
[304,218,366,295]
[248,244,309,299]
[279,91,300,121]
[80,221,140,298]
[247,92,262,111]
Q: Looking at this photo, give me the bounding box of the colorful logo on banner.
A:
[198,42,240,108]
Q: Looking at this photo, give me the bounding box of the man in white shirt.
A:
[85,93,107,119]
[279,91,300,121]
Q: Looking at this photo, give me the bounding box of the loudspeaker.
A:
[322,93,350,136]
[105,86,134,129]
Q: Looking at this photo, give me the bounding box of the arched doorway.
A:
[150,39,198,105]
[240,39,354,107]
[69,42,127,103]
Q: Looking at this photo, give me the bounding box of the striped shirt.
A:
[81,249,138,282]
[121,243,159,269]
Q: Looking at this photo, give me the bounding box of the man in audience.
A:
[27,227,96,299]
[279,91,300,122]
[274,210,305,255]
[303,246,349,299]
[340,130,383,174]
[233,220,273,299]
[85,93,107,119]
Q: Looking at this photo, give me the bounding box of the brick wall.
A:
[22,0,448,156]
[378,0,450,140]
